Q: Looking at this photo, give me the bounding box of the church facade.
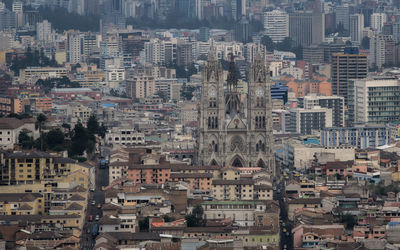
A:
[196,52,276,176]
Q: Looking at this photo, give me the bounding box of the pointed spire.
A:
[208,39,217,62]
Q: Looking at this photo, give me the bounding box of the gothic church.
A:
[196,52,275,175]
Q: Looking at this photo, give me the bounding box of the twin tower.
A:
[196,52,275,176]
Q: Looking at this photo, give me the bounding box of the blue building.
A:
[271,83,288,104]
[321,125,394,149]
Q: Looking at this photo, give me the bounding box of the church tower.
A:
[197,52,275,176]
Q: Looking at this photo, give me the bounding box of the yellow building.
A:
[0,193,43,215]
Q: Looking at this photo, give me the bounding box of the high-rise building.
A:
[369,34,394,69]
[0,9,16,30]
[335,5,350,31]
[331,48,368,105]
[235,18,252,43]
[298,94,345,127]
[348,78,400,125]
[232,0,246,20]
[286,107,333,134]
[371,13,387,33]
[126,74,156,99]
[197,53,275,174]
[350,14,364,44]
[199,27,210,42]
[36,20,53,42]
[12,1,23,27]
[289,12,325,46]
[100,0,126,35]
[177,41,193,66]
[393,22,400,43]
[263,10,288,43]
[68,32,84,64]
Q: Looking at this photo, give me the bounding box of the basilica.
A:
[196,52,275,176]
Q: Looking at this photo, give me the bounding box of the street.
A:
[277,179,293,250]
[81,151,109,250]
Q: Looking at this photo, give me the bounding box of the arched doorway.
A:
[210,159,219,166]
[231,155,244,167]
[257,159,266,168]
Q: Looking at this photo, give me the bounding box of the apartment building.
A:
[348,78,400,125]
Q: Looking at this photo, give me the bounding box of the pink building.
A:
[127,165,171,184]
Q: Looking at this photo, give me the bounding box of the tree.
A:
[69,122,95,156]
[139,217,149,232]
[185,205,205,227]
[261,35,275,51]
[276,37,293,51]
[87,115,100,135]
[46,129,65,150]
[163,215,175,222]
[18,131,34,149]
[36,114,47,151]
[340,214,357,229]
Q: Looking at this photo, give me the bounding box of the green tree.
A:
[18,131,34,149]
[185,205,205,227]
[46,129,65,150]
[87,115,100,135]
[163,215,175,222]
[261,35,275,51]
[69,122,95,156]
[340,214,357,229]
[139,217,150,232]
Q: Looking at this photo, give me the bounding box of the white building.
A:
[0,118,37,150]
[263,10,289,42]
[68,32,84,64]
[369,34,393,68]
[348,78,400,125]
[36,20,53,42]
[282,139,355,169]
[350,14,364,44]
[106,67,125,83]
[105,128,145,146]
[280,65,303,79]
[371,13,387,33]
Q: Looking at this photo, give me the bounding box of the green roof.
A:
[202,200,265,205]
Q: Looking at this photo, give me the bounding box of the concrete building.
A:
[19,67,68,83]
[263,10,288,43]
[348,78,400,125]
[350,14,364,44]
[282,139,355,169]
[335,4,350,31]
[303,45,324,64]
[331,49,368,105]
[68,32,84,64]
[201,200,266,227]
[298,94,345,127]
[126,74,156,99]
[369,34,394,69]
[371,13,387,33]
[321,125,394,149]
[105,128,145,146]
[289,11,325,46]
[287,107,333,135]
[0,118,37,150]
[36,20,53,42]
